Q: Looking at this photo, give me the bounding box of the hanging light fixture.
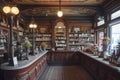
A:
[29,17,37,55]
[3,5,19,15]
[57,0,63,17]
[29,17,37,29]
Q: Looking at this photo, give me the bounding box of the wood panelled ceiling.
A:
[14,0,105,5]
[0,0,109,25]
[21,7,97,17]
[15,0,105,17]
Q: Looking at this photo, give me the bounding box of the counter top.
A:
[0,51,47,70]
[80,51,120,72]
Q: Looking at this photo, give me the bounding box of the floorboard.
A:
[38,66,94,80]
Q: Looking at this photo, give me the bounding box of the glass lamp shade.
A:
[2,6,11,14]
[29,23,37,28]
[57,11,63,17]
[58,26,62,28]
[3,6,19,15]
[11,7,19,15]
[33,24,37,28]
[29,24,34,28]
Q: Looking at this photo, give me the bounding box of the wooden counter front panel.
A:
[80,53,98,79]
[79,52,120,80]
[98,64,120,80]
[47,51,80,65]
[1,54,47,80]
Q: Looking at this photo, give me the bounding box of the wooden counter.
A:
[47,50,120,80]
[79,51,120,80]
[2,50,119,80]
[47,50,80,65]
[0,51,47,80]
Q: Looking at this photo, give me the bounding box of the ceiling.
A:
[0,0,109,25]
[17,0,106,17]
[14,0,105,5]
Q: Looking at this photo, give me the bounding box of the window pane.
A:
[111,23,120,49]
[98,32,104,51]
[97,20,105,26]
[111,10,120,20]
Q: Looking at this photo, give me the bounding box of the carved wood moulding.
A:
[14,0,105,5]
[21,7,97,17]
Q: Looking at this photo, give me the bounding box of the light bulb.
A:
[3,6,19,15]
[33,24,37,28]
[29,24,33,28]
[58,26,62,28]
[29,23,37,28]
[57,11,63,17]
[11,6,19,15]
[3,6,11,14]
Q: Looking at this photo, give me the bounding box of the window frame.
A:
[111,9,120,20]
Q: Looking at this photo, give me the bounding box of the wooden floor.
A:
[39,66,94,80]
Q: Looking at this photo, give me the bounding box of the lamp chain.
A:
[59,0,61,11]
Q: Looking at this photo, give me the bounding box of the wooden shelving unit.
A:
[68,26,94,51]
[55,26,67,50]
[35,33,52,50]
[25,27,52,50]
[55,32,67,50]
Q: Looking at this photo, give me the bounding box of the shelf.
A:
[56,32,64,33]
[57,43,66,44]
[36,40,51,42]
[69,43,93,45]
[55,25,66,50]
[25,29,52,50]
[56,46,66,48]
[55,39,66,40]
[69,32,82,34]
[56,36,65,37]
[68,31,94,51]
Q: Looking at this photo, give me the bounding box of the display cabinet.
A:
[0,25,24,50]
[25,22,95,51]
[25,26,52,50]
[54,22,67,50]
[35,33,52,50]
[0,29,8,50]
[68,26,94,51]
[55,32,66,50]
